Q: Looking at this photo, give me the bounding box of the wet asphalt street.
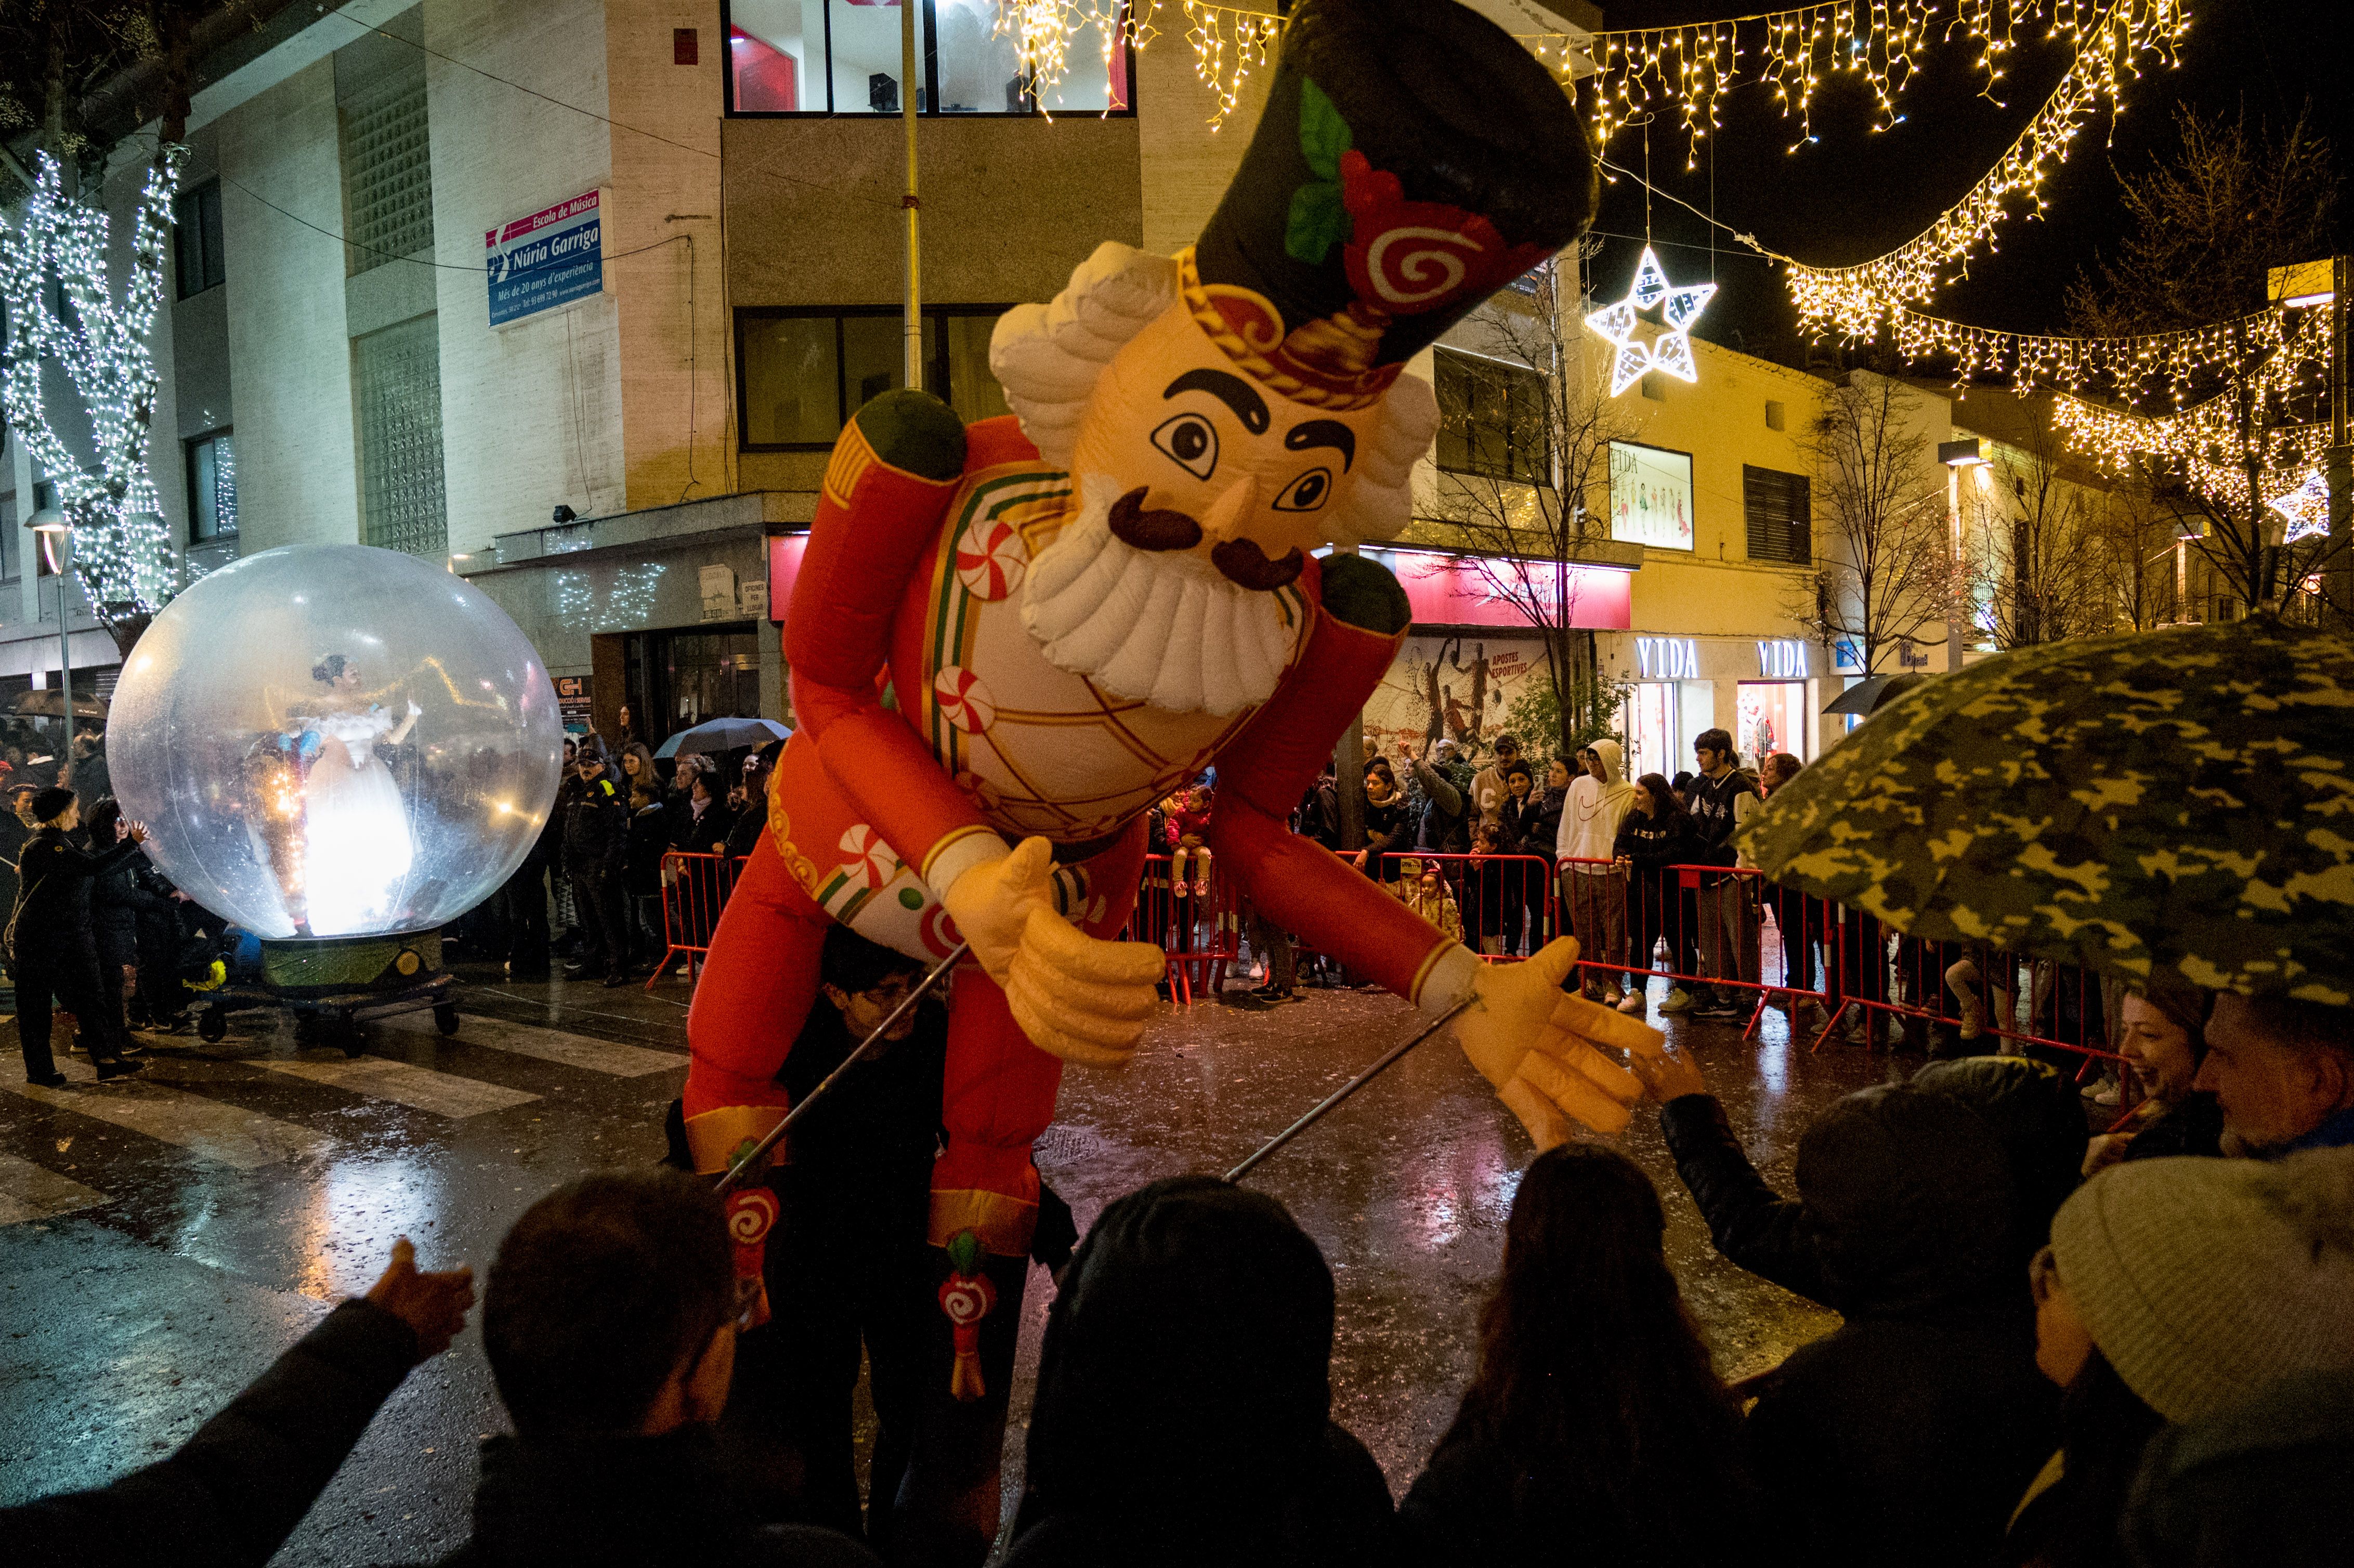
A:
[1,961,1889,1563]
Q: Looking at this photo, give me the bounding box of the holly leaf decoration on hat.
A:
[1285,78,1354,266]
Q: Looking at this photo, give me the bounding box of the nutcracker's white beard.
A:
[1021,474,1301,718]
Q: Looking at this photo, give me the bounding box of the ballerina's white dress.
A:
[301,705,415,935]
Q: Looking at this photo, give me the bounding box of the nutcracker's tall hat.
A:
[1183,0,1596,411]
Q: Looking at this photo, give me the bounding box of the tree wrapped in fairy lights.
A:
[0,143,187,643]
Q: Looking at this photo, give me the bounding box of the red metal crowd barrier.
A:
[1126,852,1245,1006]
[1374,852,1558,960]
[648,851,740,989]
[646,838,2125,1087]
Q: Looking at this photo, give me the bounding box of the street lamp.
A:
[1939,439,1989,672]
[25,506,75,789]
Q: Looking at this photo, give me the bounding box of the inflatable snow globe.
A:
[108,544,565,945]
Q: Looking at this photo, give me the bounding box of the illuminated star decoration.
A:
[2266,469,2331,543]
[1584,245,1717,397]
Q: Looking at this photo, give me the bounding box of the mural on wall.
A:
[1607,440,1695,552]
[1363,634,1548,760]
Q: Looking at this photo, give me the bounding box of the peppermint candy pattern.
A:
[955,518,1028,601]
[836,824,902,892]
[933,666,996,735]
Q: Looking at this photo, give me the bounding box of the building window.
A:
[0,494,17,583]
[736,306,1010,450]
[1434,348,1547,485]
[1743,463,1811,565]
[354,315,448,555]
[175,182,226,297]
[187,429,238,542]
[337,41,433,275]
[1764,399,1784,432]
[725,0,1132,116]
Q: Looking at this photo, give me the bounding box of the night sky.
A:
[1581,0,2352,365]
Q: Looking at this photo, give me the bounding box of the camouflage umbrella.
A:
[1740,615,2354,1006]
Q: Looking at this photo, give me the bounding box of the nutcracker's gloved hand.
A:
[1451,936,1666,1146]
[943,837,1164,1065]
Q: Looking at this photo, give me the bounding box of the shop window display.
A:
[1737,681,1805,770]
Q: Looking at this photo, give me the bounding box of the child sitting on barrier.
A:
[1167,784,1214,898]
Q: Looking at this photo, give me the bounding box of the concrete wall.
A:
[1135,37,1272,256]
[425,0,622,553]
[217,57,361,550]
[604,0,733,513]
[1603,337,1843,642]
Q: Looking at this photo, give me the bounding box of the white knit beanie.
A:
[2049,1148,2354,1423]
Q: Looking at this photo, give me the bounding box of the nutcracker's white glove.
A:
[941,837,1164,1066]
[1448,936,1667,1145]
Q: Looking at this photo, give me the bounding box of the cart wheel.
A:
[434,1004,461,1038]
[198,1008,228,1044]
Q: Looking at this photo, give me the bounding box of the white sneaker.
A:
[1616,988,1647,1015]
[2090,1075,2122,1107]
[1658,987,1694,1014]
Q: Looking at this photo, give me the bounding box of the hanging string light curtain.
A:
[1010,0,2175,143]
[2047,306,2332,507]
[1886,301,2295,401]
[1781,0,2188,337]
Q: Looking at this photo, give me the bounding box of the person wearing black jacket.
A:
[1613,774,1698,1015]
[1003,1178,1400,1568]
[0,780,35,949]
[1,1238,473,1568]
[1633,1044,2062,1568]
[563,751,632,986]
[725,925,952,1547]
[84,798,173,1041]
[453,1170,877,1568]
[11,787,148,1083]
[1684,729,1762,1022]
[625,784,674,970]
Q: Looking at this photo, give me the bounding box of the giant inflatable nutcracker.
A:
[688,0,1657,1392]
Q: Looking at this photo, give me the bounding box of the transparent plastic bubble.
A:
[108,544,564,939]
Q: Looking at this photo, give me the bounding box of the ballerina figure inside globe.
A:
[251,654,425,935]
[109,544,564,943]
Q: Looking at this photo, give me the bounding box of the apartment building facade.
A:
[15,0,2108,780]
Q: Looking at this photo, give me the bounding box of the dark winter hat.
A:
[1185,0,1593,408]
[30,786,75,822]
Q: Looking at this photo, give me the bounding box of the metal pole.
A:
[900,0,922,391]
[57,530,74,791]
[715,939,968,1194]
[1225,994,1475,1184]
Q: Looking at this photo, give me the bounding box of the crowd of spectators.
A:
[10,1005,2350,1567]
[475,732,784,986]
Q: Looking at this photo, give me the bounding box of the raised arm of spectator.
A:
[1633,1046,1835,1309]
[1409,757,1461,818]
[0,1238,473,1568]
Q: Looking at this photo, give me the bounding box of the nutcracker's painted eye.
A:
[1150,413,1219,480]
[1272,468,1332,512]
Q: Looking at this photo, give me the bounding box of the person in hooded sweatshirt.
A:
[447,1169,877,1568]
[1002,1177,1400,1568]
[1633,1043,2060,1568]
[1555,739,1636,1005]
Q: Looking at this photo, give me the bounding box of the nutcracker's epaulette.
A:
[849,389,967,481]
[1316,553,1411,637]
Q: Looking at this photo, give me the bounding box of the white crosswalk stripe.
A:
[1,1057,333,1170]
[382,1012,684,1077]
[0,1151,106,1224]
[256,1053,541,1118]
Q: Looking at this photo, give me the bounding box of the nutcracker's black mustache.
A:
[1106,486,1306,592]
